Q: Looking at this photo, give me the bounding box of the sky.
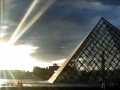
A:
[0,0,120,71]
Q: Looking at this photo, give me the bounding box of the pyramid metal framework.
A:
[48,18,120,83]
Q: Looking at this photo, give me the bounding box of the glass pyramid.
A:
[48,18,120,83]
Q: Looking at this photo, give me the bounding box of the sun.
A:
[0,43,38,71]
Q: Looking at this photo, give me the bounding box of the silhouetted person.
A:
[17,81,22,90]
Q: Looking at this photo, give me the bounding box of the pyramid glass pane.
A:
[49,18,120,83]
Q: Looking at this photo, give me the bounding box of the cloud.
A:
[55,0,102,9]
[13,1,99,63]
[55,0,120,10]
[96,0,120,6]
[2,0,120,69]
[51,59,66,65]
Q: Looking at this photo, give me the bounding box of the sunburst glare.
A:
[0,0,56,80]
[0,43,38,71]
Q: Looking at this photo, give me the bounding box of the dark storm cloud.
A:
[0,0,33,41]
[96,0,120,6]
[13,0,102,62]
[8,0,32,21]
[55,0,120,7]
[32,1,120,63]
[3,0,120,63]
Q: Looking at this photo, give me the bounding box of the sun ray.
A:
[0,0,4,38]
[8,0,39,45]
[8,0,55,46]
[3,70,6,79]
[8,70,17,84]
[0,0,8,38]
[0,1,17,84]
[1,0,3,25]
[5,0,8,27]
